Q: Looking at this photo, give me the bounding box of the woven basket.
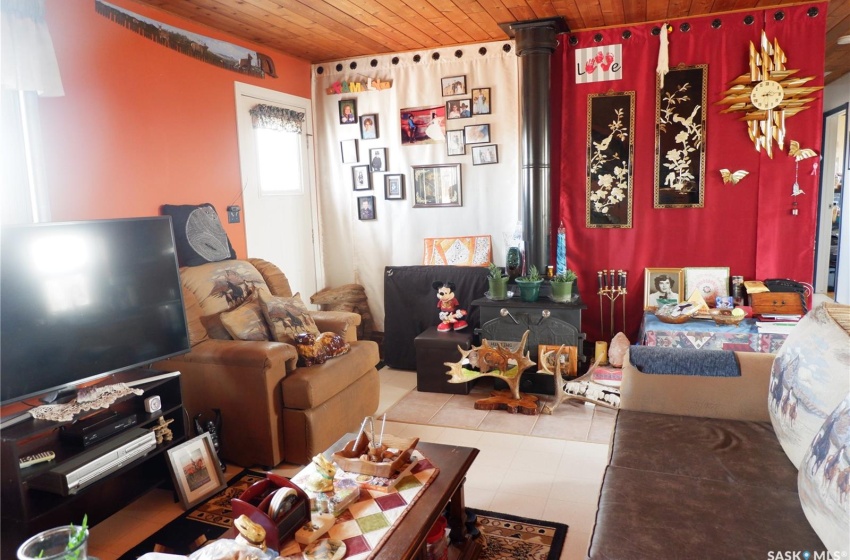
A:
[332,434,419,477]
[710,309,746,326]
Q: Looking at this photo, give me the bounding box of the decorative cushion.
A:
[162,203,237,267]
[423,235,491,266]
[769,303,850,468]
[259,291,320,344]
[180,260,266,316]
[292,332,351,367]
[798,394,850,552]
[219,292,271,341]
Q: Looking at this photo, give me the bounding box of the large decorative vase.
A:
[488,276,509,300]
[17,526,89,560]
[550,280,573,303]
[516,279,543,302]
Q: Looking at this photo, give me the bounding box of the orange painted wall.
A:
[40,0,312,257]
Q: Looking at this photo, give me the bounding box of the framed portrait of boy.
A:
[369,148,387,172]
[357,196,376,220]
[644,268,684,309]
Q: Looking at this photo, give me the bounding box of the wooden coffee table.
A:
[324,433,481,560]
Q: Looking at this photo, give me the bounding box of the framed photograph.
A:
[684,267,730,307]
[464,123,490,144]
[412,164,461,208]
[385,174,405,200]
[441,75,466,96]
[166,433,226,509]
[340,139,358,164]
[339,99,357,124]
[401,105,447,146]
[537,344,578,376]
[357,195,376,220]
[471,144,498,165]
[644,268,684,309]
[471,87,491,115]
[352,165,371,191]
[369,148,387,172]
[446,99,472,119]
[360,114,378,139]
[446,130,465,156]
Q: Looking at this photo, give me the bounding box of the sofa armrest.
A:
[152,339,298,467]
[619,348,775,422]
[311,310,361,342]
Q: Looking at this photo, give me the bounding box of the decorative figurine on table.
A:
[432,281,468,332]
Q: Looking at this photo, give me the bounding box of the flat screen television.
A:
[1,217,190,405]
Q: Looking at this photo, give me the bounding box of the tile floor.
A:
[87,368,611,560]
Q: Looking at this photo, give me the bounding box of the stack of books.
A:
[755,314,801,334]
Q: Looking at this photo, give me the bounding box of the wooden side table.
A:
[414,327,473,394]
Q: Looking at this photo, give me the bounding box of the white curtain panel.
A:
[0,0,64,96]
[312,40,520,331]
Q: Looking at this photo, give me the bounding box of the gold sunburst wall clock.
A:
[716,31,822,158]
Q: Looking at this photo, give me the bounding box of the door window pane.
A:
[255,128,302,194]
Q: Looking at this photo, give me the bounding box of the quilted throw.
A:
[423,235,491,266]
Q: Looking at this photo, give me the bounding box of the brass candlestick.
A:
[597,269,628,339]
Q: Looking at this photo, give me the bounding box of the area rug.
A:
[118,471,567,559]
[470,508,568,560]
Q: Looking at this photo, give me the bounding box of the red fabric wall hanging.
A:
[551,3,826,343]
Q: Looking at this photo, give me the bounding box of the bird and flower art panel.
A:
[654,65,707,208]
[586,91,635,228]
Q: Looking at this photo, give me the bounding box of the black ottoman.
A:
[414,327,473,394]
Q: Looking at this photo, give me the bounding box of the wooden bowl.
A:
[332,434,418,477]
[654,311,692,324]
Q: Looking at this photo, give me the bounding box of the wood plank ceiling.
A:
[132,0,850,84]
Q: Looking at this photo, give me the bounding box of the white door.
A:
[234,82,322,300]
[814,106,846,297]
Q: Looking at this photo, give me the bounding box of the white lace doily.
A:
[28,383,144,422]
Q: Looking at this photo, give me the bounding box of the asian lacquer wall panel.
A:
[654,65,707,208]
[586,92,635,228]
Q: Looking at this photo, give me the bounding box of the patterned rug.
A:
[118,471,567,559]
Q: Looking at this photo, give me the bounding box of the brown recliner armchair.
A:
[153,258,380,467]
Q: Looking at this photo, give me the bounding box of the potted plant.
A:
[487,262,509,300]
[515,264,543,302]
[550,269,577,302]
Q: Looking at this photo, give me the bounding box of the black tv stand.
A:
[0,368,185,557]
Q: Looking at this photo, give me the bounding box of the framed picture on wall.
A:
[471,87,491,115]
[369,148,387,172]
[360,114,378,139]
[357,196,376,220]
[684,267,730,307]
[441,75,466,96]
[412,164,461,208]
[352,165,371,191]
[339,99,357,124]
[471,144,498,165]
[446,130,465,156]
[644,268,684,309]
[340,139,358,164]
[464,124,490,144]
[446,99,471,119]
[385,174,404,200]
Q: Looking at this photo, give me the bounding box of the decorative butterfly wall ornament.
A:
[788,140,817,162]
[720,169,749,185]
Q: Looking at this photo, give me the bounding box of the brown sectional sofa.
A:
[154,258,380,468]
[588,350,826,558]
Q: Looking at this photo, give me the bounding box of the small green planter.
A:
[488,276,509,300]
[515,279,543,302]
[550,280,573,302]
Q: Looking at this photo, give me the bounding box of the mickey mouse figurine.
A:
[432,281,468,332]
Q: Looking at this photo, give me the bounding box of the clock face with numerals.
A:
[750,79,785,110]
